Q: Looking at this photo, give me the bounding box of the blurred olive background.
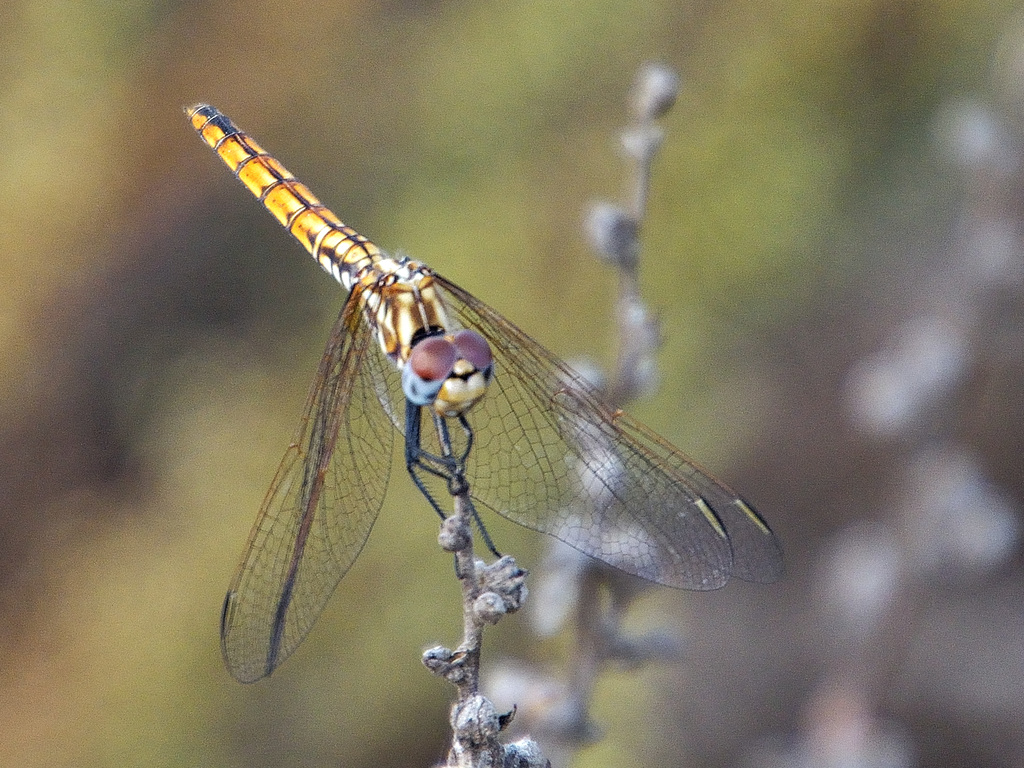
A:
[3,1,1024,766]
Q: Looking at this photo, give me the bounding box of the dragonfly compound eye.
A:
[452,329,493,374]
[434,329,494,417]
[403,336,458,405]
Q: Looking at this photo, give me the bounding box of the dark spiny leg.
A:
[406,401,501,562]
[405,400,448,519]
[433,413,468,497]
[470,501,501,558]
[451,415,498,557]
[456,413,474,464]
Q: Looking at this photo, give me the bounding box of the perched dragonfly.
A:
[187,104,783,683]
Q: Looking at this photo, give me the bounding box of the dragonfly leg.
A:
[405,400,469,516]
[470,500,501,559]
[405,402,449,519]
[449,414,498,555]
[404,402,501,558]
[455,412,474,464]
[433,414,470,497]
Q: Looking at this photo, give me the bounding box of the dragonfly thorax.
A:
[368,266,448,362]
[366,262,495,416]
[402,329,494,417]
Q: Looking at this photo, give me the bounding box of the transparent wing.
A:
[433,275,784,589]
[220,287,395,683]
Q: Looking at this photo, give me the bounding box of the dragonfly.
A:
[187,104,783,684]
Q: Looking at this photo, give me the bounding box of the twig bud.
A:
[452,695,501,747]
[439,515,472,552]
[424,645,470,684]
[473,592,508,624]
[632,62,680,120]
[476,556,528,614]
[585,203,639,267]
[503,739,552,768]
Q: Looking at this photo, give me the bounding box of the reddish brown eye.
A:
[453,329,492,370]
[408,336,458,382]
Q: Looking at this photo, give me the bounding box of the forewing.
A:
[220,288,395,682]
[434,275,783,589]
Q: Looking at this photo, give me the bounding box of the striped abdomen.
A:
[186,104,379,290]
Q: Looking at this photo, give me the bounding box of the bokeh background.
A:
[3,1,1024,766]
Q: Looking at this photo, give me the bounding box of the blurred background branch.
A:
[486,62,688,767]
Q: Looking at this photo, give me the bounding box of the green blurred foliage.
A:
[0,0,1017,766]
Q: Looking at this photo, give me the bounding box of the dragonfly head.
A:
[402,329,494,417]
